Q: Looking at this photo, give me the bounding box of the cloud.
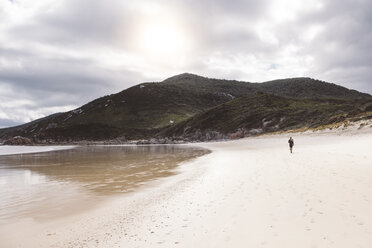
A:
[0,0,371,127]
[301,0,372,92]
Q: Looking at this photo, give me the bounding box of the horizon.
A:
[1,0,372,127]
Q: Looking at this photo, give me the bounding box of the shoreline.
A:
[0,145,76,156]
[0,144,212,248]
[1,128,372,247]
[1,118,371,147]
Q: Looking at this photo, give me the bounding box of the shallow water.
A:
[0,145,208,223]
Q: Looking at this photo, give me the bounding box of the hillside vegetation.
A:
[163,93,372,141]
[0,73,371,143]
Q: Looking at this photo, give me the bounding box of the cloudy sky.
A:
[0,0,371,127]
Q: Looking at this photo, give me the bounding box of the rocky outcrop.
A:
[3,136,33,145]
[169,129,228,142]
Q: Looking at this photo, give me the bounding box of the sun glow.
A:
[137,20,192,61]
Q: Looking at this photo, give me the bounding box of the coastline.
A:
[0,145,76,156]
[1,118,371,147]
[1,127,372,247]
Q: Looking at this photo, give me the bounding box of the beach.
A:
[1,128,372,247]
[0,145,76,156]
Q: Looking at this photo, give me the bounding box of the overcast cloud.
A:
[0,0,371,127]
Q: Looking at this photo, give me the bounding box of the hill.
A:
[163,93,372,141]
[0,73,371,143]
[166,74,371,100]
[0,74,255,142]
[253,77,371,99]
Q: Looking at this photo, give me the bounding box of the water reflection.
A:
[0,145,208,222]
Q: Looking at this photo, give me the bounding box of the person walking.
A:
[288,137,294,153]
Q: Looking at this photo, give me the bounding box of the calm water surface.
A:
[0,145,208,223]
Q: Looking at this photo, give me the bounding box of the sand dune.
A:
[1,128,372,247]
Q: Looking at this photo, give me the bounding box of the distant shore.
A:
[1,118,371,147]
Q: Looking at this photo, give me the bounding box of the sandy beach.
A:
[1,127,372,248]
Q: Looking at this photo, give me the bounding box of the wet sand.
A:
[0,145,208,247]
[0,145,75,156]
[1,129,372,248]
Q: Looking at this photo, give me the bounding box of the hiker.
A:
[288,137,294,153]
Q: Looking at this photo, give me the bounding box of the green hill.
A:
[253,77,371,99]
[163,93,372,141]
[0,73,371,143]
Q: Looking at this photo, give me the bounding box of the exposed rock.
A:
[46,122,58,130]
[205,130,226,140]
[4,136,33,145]
[229,128,246,139]
[247,128,263,136]
[72,108,83,115]
[217,92,235,99]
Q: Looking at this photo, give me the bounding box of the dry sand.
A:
[1,127,372,248]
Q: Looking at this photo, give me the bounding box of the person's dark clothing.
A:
[288,139,294,147]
